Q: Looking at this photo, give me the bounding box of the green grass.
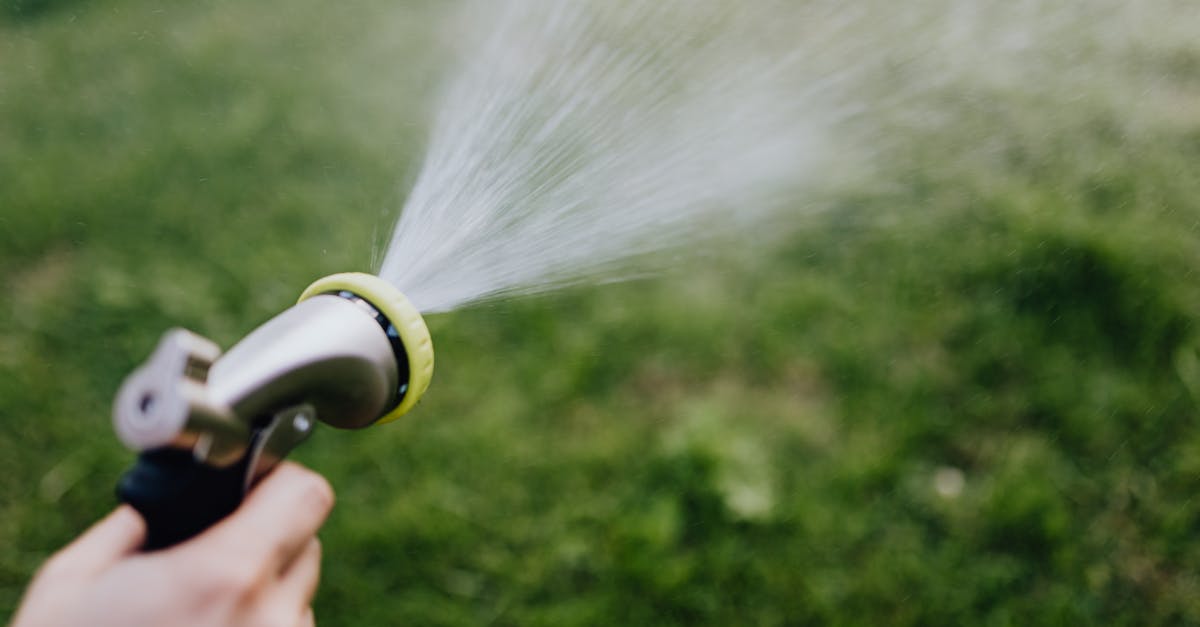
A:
[3,1,1200,624]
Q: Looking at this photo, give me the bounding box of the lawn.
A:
[3,0,1200,624]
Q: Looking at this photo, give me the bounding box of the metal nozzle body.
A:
[114,294,400,466]
[210,295,400,430]
[112,274,431,548]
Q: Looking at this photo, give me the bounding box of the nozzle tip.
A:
[299,273,434,423]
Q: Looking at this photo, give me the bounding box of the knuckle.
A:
[197,555,264,598]
[227,566,263,595]
[295,474,335,514]
[310,537,323,559]
[253,605,299,627]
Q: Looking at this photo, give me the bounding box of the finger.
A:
[50,505,146,576]
[277,538,322,607]
[299,606,316,627]
[197,462,334,571]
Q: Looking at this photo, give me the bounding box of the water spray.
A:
[104,0,1145,551]
[112,273,433,549]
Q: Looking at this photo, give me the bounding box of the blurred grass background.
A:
[3,0,1200,624]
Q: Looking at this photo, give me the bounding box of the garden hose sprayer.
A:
[112,273,434,549]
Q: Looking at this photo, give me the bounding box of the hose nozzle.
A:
[112,273,433,548]
[114,273,434,468]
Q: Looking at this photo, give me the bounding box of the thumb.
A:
[52,505,146,576]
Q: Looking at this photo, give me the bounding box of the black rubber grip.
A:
[116,448,249,550]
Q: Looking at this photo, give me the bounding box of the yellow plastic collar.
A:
[298,273,433,424]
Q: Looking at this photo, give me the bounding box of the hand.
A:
[10,462,334,627]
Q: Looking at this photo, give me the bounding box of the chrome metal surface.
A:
[207,295,399,429]
[113,294,399,465]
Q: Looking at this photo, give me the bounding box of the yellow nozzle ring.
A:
[298,273,433,424]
